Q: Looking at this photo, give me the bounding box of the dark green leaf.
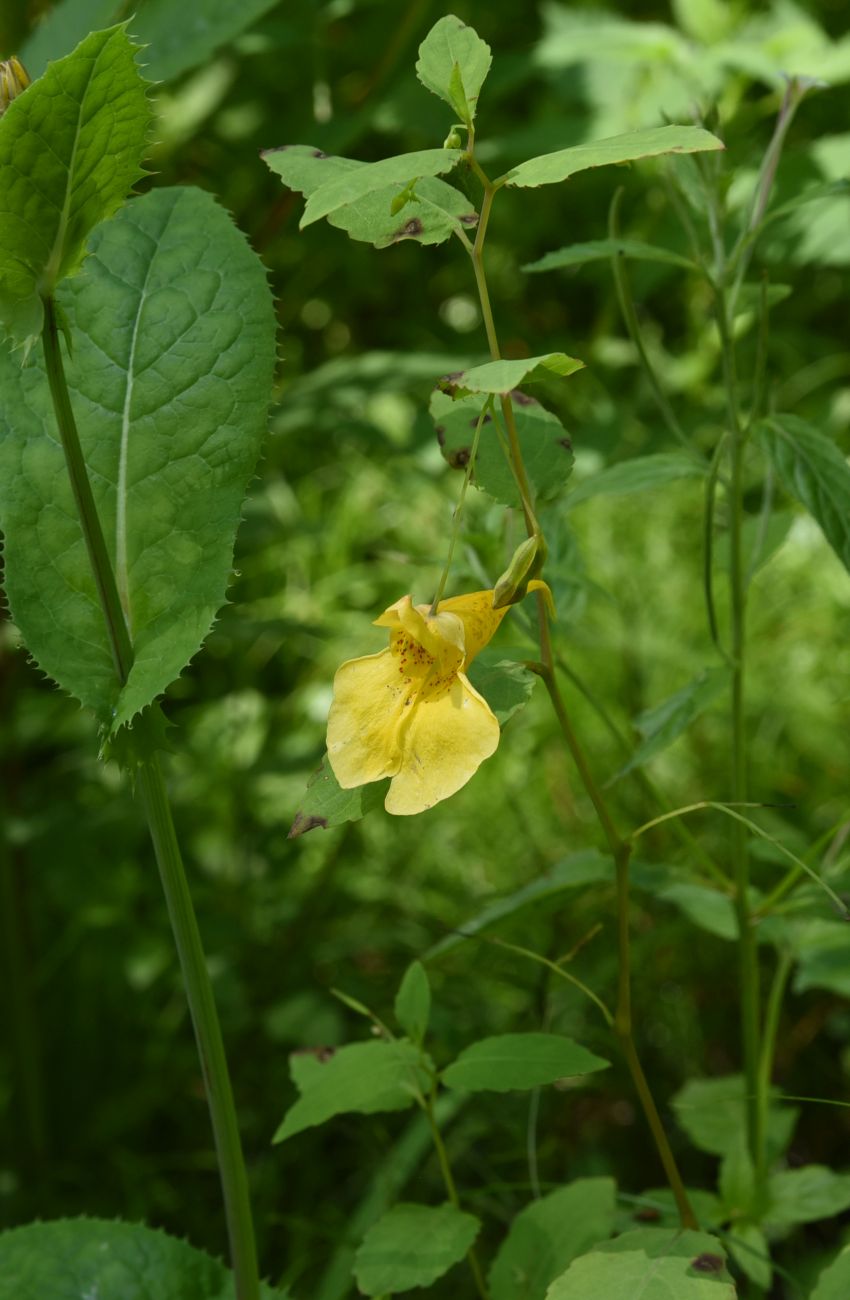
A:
[524,239,696,274]
[354,1203,480,1296]
[415,15,492,123]
[394,961,431,1045]
[466,652,537,724]
[288,755,387,838]
[566,452,706,509]
[0,1217,286,1299]
[673,1075,798,1160]
[500,126,724,190]
[489,1178,617,1300]
[0,25,151,341]
[441,1033,609,1093]
[274,1039,430,1142]
[547,1228,734,1299]
[757,414,850,573]
[611,668,728,781]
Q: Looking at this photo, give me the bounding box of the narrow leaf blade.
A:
[525,238,697,274]
[566,452,706,509]
[441,1033,609,1093]
[501,125,724,190]
[394,962,431,1044]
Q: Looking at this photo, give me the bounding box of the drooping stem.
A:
[41,295,261,1300]
[462,175,696,1229]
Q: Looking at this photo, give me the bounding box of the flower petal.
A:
[327,649,407,788]
[385,672,500,815]
[436,589,508,667]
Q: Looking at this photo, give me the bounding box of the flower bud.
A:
[443,126,462,150]
[0,56,30,116]
[493,533,547,609]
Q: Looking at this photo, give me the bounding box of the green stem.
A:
[431,398,491,612]
[756,948,793,1183]
[41,294,260,1300]
[423,1088,489,1300]
[465,165,695,1228]
[136,748,260,1300]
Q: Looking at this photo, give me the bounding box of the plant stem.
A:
[462,177,696,1228]
[41,294,260,1300]
[136,746,260,1299]
[756,948,793,1183]
[424,1088,489,1300]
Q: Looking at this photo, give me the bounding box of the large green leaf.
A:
[441,1033,609,1093]
[354,1203,480,1296]
[274,1039,431,1142]
[565,452,707,509]
[0,25,150,342]
[489,1178,617,1300]
[415,15,492,123]
[525,239,697,274]
[439,354,584,398]
[433,389,575,507]
[262,145,478,249]
[0,186,277,729]
[21,0,281,83]
[499,126,723,189]
[757,414,850,573]
[299,149,465,230]
[0,1217,286,1300]
[812,1245,850,1300]
[288,754,387,838]
[672,1075,798,1161]
[546,1229,735,1300]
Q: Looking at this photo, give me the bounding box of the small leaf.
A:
[433,389,575,507]
[611,667,728,781]
[299,149,465,229]
[0,186,277,730]
[765,1165,850,1229]
[525,239,697,274]
[466,653,537,724]
[757,414,850,573]
[672,1075,798,1161]
[500,125,724,190]
[354,1203,481,1296]
[546,1228,734,1300]
[0,25,151,342]
[0,1217,287,1299]
[262,145,477,248]
[416,15,492,123]
[289,754,387,837]
[441,1033,609,1093]
[657,882,737,942]
[566,452,707,509]
[395,961,431,1045]
[274,1039,431,1142]
[812,1244,850,1300]
[439,354,584,399]
[727,1222,772,1292]
[489,1178,617,1300]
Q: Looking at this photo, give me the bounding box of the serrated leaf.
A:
[416,15,492,124]
[21,0,281,84]
[672,1075,798,1161]
[611,667,728,781]
[500,125,724,190]
[489,1178,617,1300]
[0,186,277,729]
[433,389,574,507]
[274,1039,431,1142]
[298,149,465,230]
[546,1228,734,1300]
[354,1202,480,1296]
[441,1033,609,1093]
[525,239,696,274]
[466,652,537,724]
[0,25,151,342]
[757,414,850,573]
[395,961,431,1045]
[812,1245,850,1300]
[765,1165,850,1229]
[262,145,478,248]
[439,354,584,398]
[288,754,387,838]
[0,1217,286,1300]
[565,452,707,509]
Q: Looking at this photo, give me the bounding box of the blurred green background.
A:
[1,0,850,1295]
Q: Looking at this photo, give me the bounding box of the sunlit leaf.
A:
[299,149,465,229]
[416,15,492,124]
[438,354,584,398]
[499,125,723,189]
[546,1228,734,1300]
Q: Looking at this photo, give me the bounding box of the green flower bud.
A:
[493,533,548,609]
[443,127,462,150]
[0,56,30,116]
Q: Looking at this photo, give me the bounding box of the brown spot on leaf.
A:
[288,812,329,839]
[261,145,291,155]
[459,212,479,226]
[559,436,573,452]
[393,217,424,240]
[691,1254,724,1274]
[634,1207,661,1222]
[451,448,470,468]
[313,149,329,158]
[470,413,492,427]
[435,425,446,445]
[510,389,537,406]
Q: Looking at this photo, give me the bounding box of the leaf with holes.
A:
[415,15,492,123]
[499,125,723,190]
[0,25,151,343]
[0,186,277,730]
[262,145,477,248]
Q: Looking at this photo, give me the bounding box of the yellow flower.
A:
[327,586,541,816]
